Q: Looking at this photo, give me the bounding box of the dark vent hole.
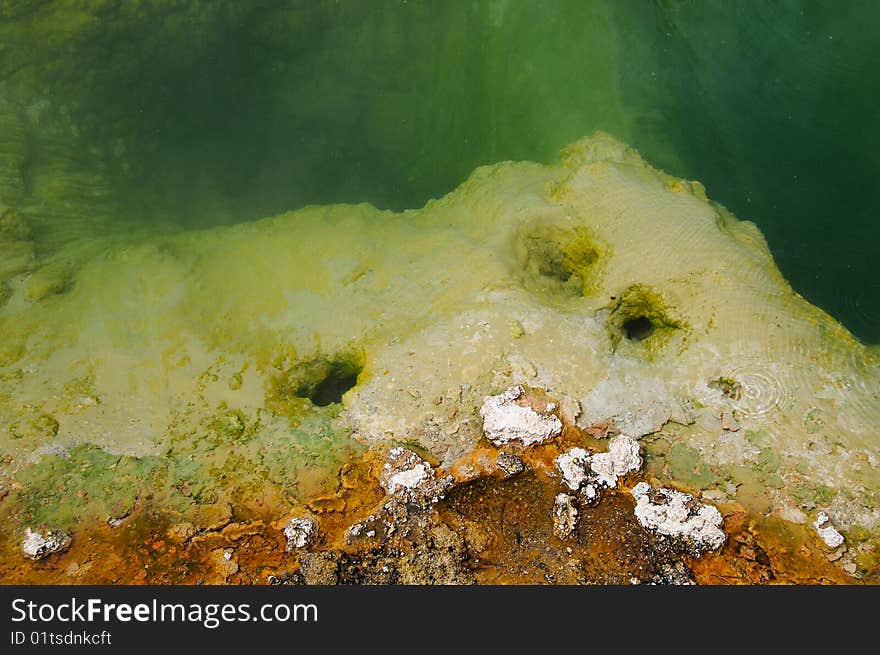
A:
[308,366,361,407]
[622,316,654,341]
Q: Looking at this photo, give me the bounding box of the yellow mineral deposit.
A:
[1,133,878,583]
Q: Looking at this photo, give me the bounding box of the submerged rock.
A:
[495,452,526,478]
[0,207,31,242]
[651,562,696,586]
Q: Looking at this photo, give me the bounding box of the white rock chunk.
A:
[379,446,454,507]
[631,482,726,553]
[479,385,562,447]
[589,434,642,488]
[812,511,845,549]
[21,528,71,560]
[283,517,317,550]
[380,446,434,496]
[554,435,642,498]
[555,447,591,491]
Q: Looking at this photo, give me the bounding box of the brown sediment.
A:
[0,428,868,586]
[687,511,862,585]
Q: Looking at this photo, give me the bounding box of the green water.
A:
[0,0,878,342]
[614,1,880,345]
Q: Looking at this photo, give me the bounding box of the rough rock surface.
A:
[496,452,526,478]
[379,447,453,508]
[479,385,563,447]
[552,493,579,539]
[812,511,845,549]
[555,447,592,491]
[554,435,642,502]
[589,435,642,488]
[631,482,726,554]
[21,528,71,560]
[283,517,317,551]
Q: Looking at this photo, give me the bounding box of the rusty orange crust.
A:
[0,432,870,585]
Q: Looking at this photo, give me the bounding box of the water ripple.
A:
[716,362,795,420]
